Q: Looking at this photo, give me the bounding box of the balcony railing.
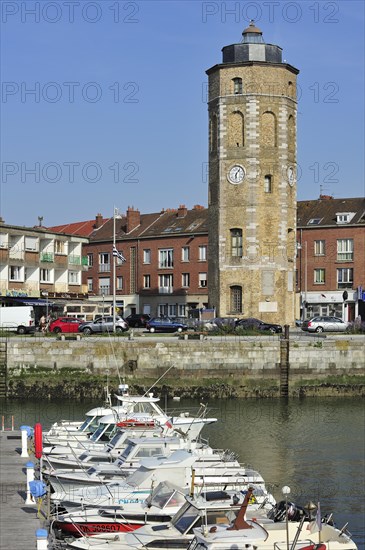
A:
[41,252,54,263]
[99,286,110,295]
[159,286,173,294]
[99,264,111,272]
[69,255,81,265]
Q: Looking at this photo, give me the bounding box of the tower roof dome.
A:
[242,21,264,43]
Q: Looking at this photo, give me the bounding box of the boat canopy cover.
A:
[139,450,196,470]
[115,395,160,403]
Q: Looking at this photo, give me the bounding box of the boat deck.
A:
[0,431,46,550]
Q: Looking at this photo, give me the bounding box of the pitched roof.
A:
[91,206,208,243]
[48,218,109,237]
[297,197,365,228]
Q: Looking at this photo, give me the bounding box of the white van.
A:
[0,306,36,334]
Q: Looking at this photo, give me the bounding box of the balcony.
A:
[99,264,111,273]
[69,255,81,265]
[159,286,173,294]
[40,252,54,263]
[99,286,110,295]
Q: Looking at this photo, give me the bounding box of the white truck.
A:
[0,306,36,334]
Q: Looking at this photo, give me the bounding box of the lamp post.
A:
[282,485,291,550]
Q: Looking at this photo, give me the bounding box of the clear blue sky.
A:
[1,0,364,227]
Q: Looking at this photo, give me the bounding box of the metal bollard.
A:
[25,461,35,505]
[36,528,48,550]
[20,427,29,457]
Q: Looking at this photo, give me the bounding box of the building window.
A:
[314,268,325,284]
[181,247,190,262]
[159,249,173,268]
[87,278,93,291]
[159,274,173,293]
[87,253,93,267]
[55,240,66,255]
[178,304,186,317]
[336,212,355,224]
[169,304,176,317]
[99,277,110,295]
[231,229,242,257]
[307,218,323,225]
[0,234,8,248]
[232,77,242,94]
[25,237,38,251]
[117,276,123,290]
[40,268,51,283]
[9,265,23,281]
[68,271,79,285]
[230,285,242,313]
[199,246,207,261]
[182,273,190,287]
[314,240,325,256]
[337,268,353,289]
[143,249,151,264]
[158,304,168,317]
[337,239,353,261]
[199,273,207,288]
[264,175,272,193]
[143,274,151,289]
[99,253,110,272]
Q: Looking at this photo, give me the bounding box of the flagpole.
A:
[113,207,116,333]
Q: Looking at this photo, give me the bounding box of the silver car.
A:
[79,316,128,334]
[301,316,349,333]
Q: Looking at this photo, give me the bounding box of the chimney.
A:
[177,205,188,218]
[95,213,103,228]
[193,204,205,210]
[126,207,140,233]
[319,195,333,200]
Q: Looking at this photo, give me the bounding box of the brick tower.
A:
[207,22,299,325]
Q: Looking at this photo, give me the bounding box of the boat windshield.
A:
[172,505,237,535]
[120,442,135,460]
[150,482,185,510]
[78,416,99,432]
[90,424,107,441]
[171,503,200,534]
[90,423,116,442]
[108,431,124,448]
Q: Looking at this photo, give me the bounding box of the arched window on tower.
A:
[261,111,277,147]
[230,228,243,257]
[264,175,272,193]
[288,115,295,153]
[210,113,218,152]
[230,286,242,314]
[228,111,244,147]
[232,78,243,95]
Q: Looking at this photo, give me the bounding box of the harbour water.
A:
[1,396,364,549]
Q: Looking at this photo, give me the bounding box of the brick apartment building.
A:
[296,196,365,322]
[47,195,364,323]
[51,205,209,319]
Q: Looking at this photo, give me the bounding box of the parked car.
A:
[146,317,188,333]
[48,317,82,334]
[125,313,151,328]
[301,316,349,333]
[78,316,129,335]
[235,317,283,333]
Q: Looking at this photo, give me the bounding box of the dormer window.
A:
[336,212,355,224]
[233,78,242,95]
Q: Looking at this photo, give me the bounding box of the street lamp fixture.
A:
[282,485,291,550]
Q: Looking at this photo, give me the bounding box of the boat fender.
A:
[34,423,43,459]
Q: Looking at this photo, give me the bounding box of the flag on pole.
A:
[308,502,322,534]
[113,245,126,263]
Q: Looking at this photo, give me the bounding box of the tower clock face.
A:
[228,165,245,184]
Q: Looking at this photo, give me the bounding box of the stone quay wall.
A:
[5,337,365,382]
